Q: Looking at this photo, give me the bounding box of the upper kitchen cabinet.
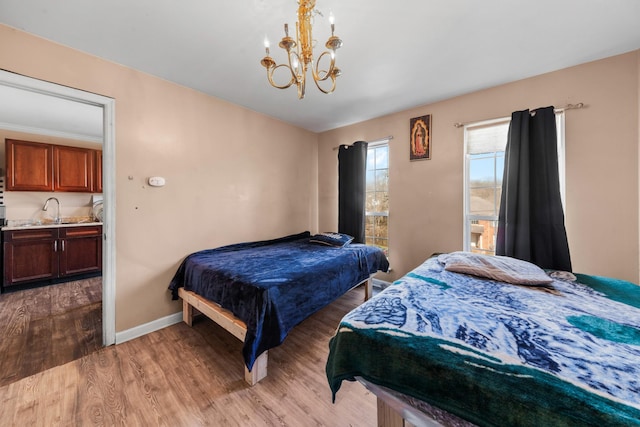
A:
[53,144,94,192]
[6,139,54,191]
[94,149,103,193]
[5,139,102,193]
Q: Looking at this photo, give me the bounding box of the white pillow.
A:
[437,252,553,285]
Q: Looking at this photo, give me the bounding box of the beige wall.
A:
[319,51,640,284]
[0,24,319,331]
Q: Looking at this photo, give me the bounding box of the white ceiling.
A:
[1,0,640,133]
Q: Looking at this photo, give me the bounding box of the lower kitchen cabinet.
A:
[2,225,102,289]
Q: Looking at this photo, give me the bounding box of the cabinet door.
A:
[93,150,103,193]
[54,145,94,192]
[3,229,58,287]
[5,139,54,191]
[58,226,102,276]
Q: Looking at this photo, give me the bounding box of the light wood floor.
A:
[0,286,377,426]
[0,277,102,387]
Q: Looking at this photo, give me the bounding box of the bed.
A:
[326,252,640,426]
[169,231,389,385]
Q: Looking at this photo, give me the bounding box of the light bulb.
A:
[329,11,335,35]
[264,37,270,55]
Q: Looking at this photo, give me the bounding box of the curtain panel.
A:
[496,106,572,271]
[338,141,368,243]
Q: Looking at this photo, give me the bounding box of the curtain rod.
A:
[453,103,585,128]
[332,135,394,151]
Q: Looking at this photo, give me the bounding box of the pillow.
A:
[549,270,577,281]
[437,251,553,286]
[309,232,354,247]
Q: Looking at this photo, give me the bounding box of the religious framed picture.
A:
[410,114,431,161]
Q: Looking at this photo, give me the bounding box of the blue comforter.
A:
[169,231,389,371]
[327,256,640,426]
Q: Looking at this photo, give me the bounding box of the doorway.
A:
[0,70,115,353]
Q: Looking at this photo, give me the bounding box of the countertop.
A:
[2,221,103,231]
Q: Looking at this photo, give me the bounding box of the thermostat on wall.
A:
[148,176,166,187]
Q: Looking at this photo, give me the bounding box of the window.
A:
[464,119,509,255]
[365,141,389,255]
[463,113,565,255]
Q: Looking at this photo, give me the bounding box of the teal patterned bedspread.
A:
[326,257,640,426]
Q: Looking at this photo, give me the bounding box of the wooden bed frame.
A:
[359,378,476,427]
[178,277,373,386]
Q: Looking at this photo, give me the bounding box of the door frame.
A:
[0,69,116,346]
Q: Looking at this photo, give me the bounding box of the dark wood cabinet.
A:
[5,139,55,191]
[58,226,102,276]
[2,228,58,286]
[5,139,101,193]
[3,225,102,289]
[94,149,103,193]
[53,145,95,192]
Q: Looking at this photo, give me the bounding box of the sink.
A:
[55,216,96,225]
[58,219,95,225]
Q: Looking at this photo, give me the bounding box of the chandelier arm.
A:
[287,51,303,83]
[311,51,336,83]
[267,64,297,90]
[297,74,306,99]
[312,73,336,95]
[288,48,306,99]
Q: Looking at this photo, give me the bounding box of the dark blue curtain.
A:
[496,106,572,271]
[338,141,368,243]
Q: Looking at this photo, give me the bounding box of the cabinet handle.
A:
[54,240,58,252]
[62,240,65,252]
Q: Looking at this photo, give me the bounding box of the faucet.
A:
[42,197,61,224]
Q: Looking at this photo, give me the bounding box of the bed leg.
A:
[183,299,194,327]
[365,278,373,301]
[377,397,412,427]
[244,351,268,386]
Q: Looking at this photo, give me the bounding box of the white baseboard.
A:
[115,312,183,344]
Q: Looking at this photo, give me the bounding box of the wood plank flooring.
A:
[0,285,376,426]
[0,278,102,387]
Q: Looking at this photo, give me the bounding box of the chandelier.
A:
[260,0,343,99]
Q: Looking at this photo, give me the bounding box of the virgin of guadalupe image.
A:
[410,117,430,159]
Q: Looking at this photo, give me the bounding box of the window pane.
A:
[367,192,388,213]
[374,238,388,249]
[366,192,376,212]
[374,215,389,255]
[365,215,374,237]
[470,187,497,216]
[374,216,388,237]
[366,152,375,171]
[375,169,388,192]
[366,170,375,192]
[496,153,504,183]
[468,219,498,255]
[378,191,389,212]
[375,146,388,169]
[469,157,496,185]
